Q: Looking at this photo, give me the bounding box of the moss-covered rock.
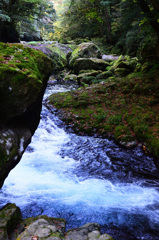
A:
[47,43,74,71]
[77,70,101,85]
[96,70,113,79]
[0,203,22,240]
[69,42,101,68]
[17,216,66,240]
[73,58,109,74]
[109,55,139,76]
[0,42,53,188]
[64,74,77,82]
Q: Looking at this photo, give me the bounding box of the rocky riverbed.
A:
[0,204,114,240]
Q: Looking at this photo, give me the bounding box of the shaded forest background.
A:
[0,0,159,57]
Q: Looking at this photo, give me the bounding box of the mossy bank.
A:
[0,42,53,188]
[48,62,159,162]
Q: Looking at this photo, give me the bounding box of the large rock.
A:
[0,204,22,240]
[0,43,53,188]
[66,223,114,240]
[110,55,139,76]
[69,42,101,68]
[27,42,76,72]
[73,58,109,74]
[47,43,75,71]
[77,70,101,85]
[17,217,66,240]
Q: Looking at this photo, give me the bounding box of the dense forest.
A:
[0,0,159,57]
[58,0,159,57]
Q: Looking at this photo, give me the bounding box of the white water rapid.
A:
[0,81,159,240]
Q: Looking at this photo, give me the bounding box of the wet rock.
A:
[88,231,114,240]
[73,58,109,74]
[0,204,114,240]
[0,204,22,240]
[66,223,114,240]
[66,223,100,240]
[17,217,66,240]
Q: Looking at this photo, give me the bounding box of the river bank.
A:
[47,60,159,163]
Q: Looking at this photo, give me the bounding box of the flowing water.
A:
[0,81,159,240]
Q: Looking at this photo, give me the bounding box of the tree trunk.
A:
[137,0,159,39]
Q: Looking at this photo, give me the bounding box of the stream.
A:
[0,81,159,240]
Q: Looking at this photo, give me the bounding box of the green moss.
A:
[48,61,159,160]
[114,125,135,142]
[107,114,122,125]
[0,42,52,87]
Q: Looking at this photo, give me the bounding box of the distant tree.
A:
[0,0,56,42]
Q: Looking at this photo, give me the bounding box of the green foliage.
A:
[57,0,159,57]
[0,0,56,42]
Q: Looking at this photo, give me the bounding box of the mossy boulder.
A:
[69,42,101,68]
[66,223,114,240]
[17,216,66,240]
[110,55,139,76]
[47,43,74,71]
[64,74,77,82]
[0,203,22,240]
[0,42,53,188]
[73,58,109,74]
[77,70,101,85]
[96,70,113,79]
[0,42,53,125]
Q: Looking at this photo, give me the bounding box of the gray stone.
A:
[88,230,100,239]
[99,233,114,240]
[16,216,65,240]
[66,229,88,240]
[66,223,100,240]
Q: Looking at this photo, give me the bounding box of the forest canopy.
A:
[0,0,56,42]
[57,0,159,56]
